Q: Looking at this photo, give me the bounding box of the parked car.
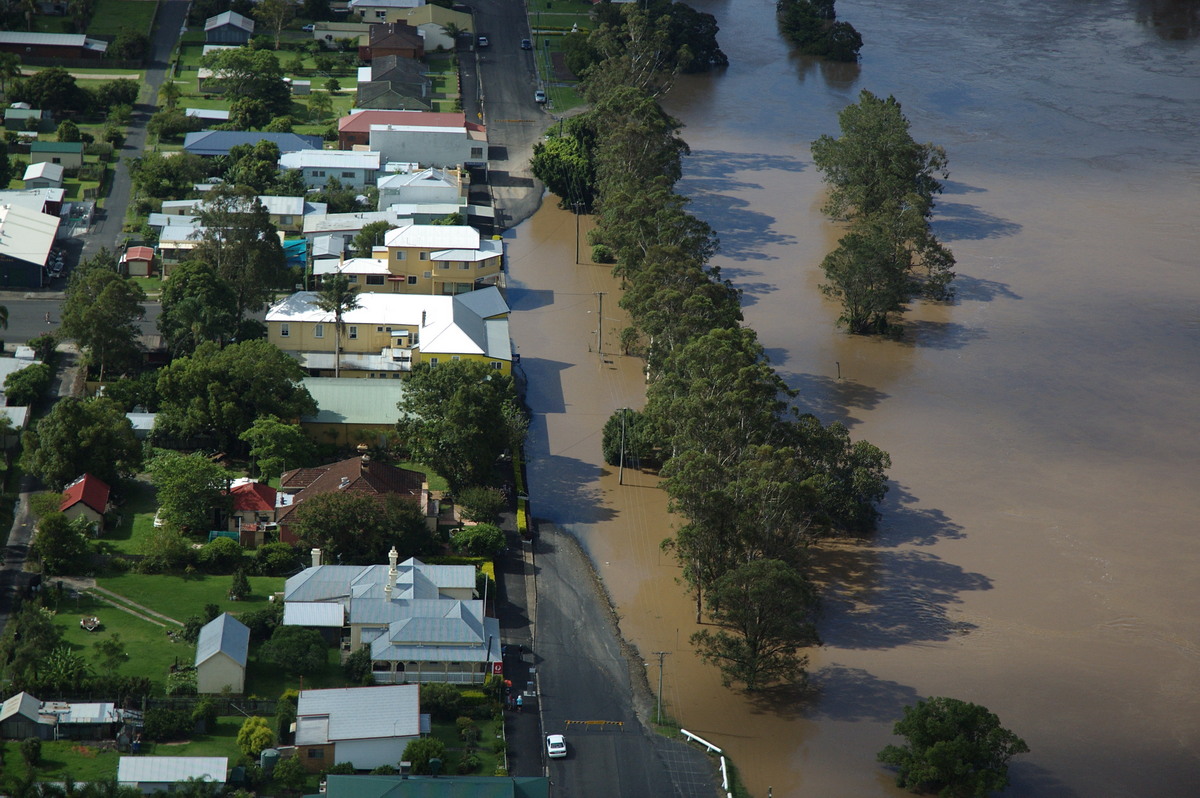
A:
[477,35,489,47]
[546,734,567,759]
[302,24,315,32]
[521,38,532,50]
[534,89,547,104]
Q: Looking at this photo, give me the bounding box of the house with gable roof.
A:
[225,477,281,547]
[60,473,110,532]
[358,20,424,62]
[338,110,485,154]
[195,613,250,694]
[283,548,499,684]
[204,10,254,44]
[294,684,424,771]
[119,757,227,794]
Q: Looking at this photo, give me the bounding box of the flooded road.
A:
[508,1,1200,795]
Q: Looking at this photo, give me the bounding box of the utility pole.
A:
[572,201,583,263]
[653,651,668,724]
[594,291,605,355]
[618,407,627,485]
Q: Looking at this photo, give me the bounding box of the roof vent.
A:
[338,477,351,490]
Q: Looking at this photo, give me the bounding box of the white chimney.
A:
[388,546,399,569]
[386,546,399,599]
[311,548,322,567]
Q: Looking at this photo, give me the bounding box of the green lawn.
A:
[52,593,185,690]
[100,479,158,556]
[88,0,159,37]
[98,573,286,623]
[244,643,346,698]
[399,462,449,493]
[428,715,504,775]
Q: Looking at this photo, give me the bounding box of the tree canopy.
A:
[147,451,232,534]
[239,415,314,481]
[154,339,316,452]
[290,491,433,564]
[878,697,1030,797]
[61,249,146,380]
[21,397,142,490]
[157,259,240,356]
[192,186,289,319]
[198,48,290,116]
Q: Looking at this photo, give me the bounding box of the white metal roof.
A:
[295,685,420,744]
[283,601,345,627]
[194,613,250,668]
[313,257,390,275]
[184,107,230,121]
[279,149,381,172]
[369,124,468,136]
[205,10,253,31]
[302,210,405,235]
[0,203,59,267]
[118,757,227,785]
[23,162,63,183]
[383,223,480,250]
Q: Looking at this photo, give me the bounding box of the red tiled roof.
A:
[339,110,485,135]
[278,455,424,521]
[122,246,154,262]
[60,473,111,515]
[230,481,277,513]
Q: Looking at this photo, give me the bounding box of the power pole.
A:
[618,407,627,485]
[594,291,605,355]
[572,201,583,263]
[653,651,668,724]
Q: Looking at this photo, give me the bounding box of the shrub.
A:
[420,682,462,722]
[455,486,506,523]
[192,697,220,729]
[369,765,398,775]
[272,753,308,790]
[452,523,505,557]
[237,716,273,757]
[259,625,328,675]
[165,667,198,696]
[237,601,284,643]
[591,244,615,263]
[251,541,301,576]
[199,536,244,573]
[20,737,41,767]
[229,568,251,600]
[401,737,445,775]
[456,753,480,774]
[323,762,355,775]
[143,707,192,741]
[343,645,373,685]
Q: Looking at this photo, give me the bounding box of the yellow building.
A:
[266,286,511,377]
[368,223,503,295]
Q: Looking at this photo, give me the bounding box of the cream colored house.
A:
[265,285,511,377]
[377,223,502,295]
[194,614,249,694]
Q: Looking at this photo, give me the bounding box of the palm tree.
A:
[313,274,361,378]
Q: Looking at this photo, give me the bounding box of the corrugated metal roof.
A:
[183,131,322,156]
[0,203,59,267]
[23,162,63,182]
[321,774,549,798]
[0,31,88,46]
[280,149,381,171]
[301,377,408,426]
[204,10,254,31]
[383,223,478,250]
[0,691,42,723]
[313,257,390,276]
[30,141,83,153]
[118,756,227,785]
[194,613,250,668]
[296,685,420,742]
[283,601,345,627]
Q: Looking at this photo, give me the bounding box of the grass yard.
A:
[243,642,346,698]
[88,0,159,37]
[98,573,286,624]
[142,715,245,759]
[51,593,187,690]
[427,715,504,775]
[99,479,157,555]
[399,462,449,493]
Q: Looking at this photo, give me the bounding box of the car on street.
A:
[546,734,567,759]
[521,38,532,50]
[302,24,315,32]
[477,35,489,47]
[535,89,547,104]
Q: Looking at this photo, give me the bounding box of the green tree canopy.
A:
[32,511,93,575]
[239,415,314,481]
[157,259,240,356]
[290,491,433,564]
[396,361,526,492]
[199,48,290,116]
[237,716,274,757]
[878,697,1030,797]
[130,151,206,200]
[3,362,52,407]
[148,450,232,534]
[259,625,327,675]
[352,220,395,257]
[192,186,289,319]
[450,522,505,557]
[401,737,446,775]
[154,339,316,453]
[21,397,142,490]
[10,67,86,113]
[61,248,146,380]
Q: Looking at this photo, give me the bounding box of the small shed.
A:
[60,473,111,532]
[195,613,250,694]
[204,10,254,44]
[120,245,156,277]
[0,692,52,740]
[22,161,64,189]
[118,756,227,794]
[30,141,83,171]
[3,106,48,131]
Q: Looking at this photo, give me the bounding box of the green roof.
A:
[314,775,550,798]
[301,377,411,427]
[30,141,83,153]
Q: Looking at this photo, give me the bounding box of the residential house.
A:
[30,141,83,171]
[338,110,485,153]
[369,120,487,168]
[195,613,250,694]
[204,11,254,44]
[279,149,382,191]
[120,245,156,277]
[376,165,467,211]
[312,256,391,289]
[348,0,424,23]
[126,412,156,440]
[226,477,280,546]
[301,209,409,255]
[311,21,373,48]
[184,107,231,123]
[1,692,128,741]
[299,376,408,448]
[356,55,434,111]
[0,202,59,288]
[21,161,63,189]
[183,131,324,157]
[358,21,424,62]
[283,549,499,684]
[380,4,473,51]
[266,286,512,377]
[310,233,345,267]
[3,105,49,132]
[0,31,107,60]
[60,473,110,532]
[276,455,429,542]
[355,79,434,112]
[155,223,205,270]
[380,223,502,295]
[314,774,550,798]
[294,685,424,772]
[118,757,227,794]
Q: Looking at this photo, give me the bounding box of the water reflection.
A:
[1134,0,1200,39]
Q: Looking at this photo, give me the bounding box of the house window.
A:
[52,157,61,164]
[341,171,355,178]
[348,326,358,339]
[395,252,405,260]
[312,170,326,178]
[366,275,385,285]
[452,356,460,361]
[407,275,417,285]
[491,361,503,370]
[279,215,294,225]
[373,660,391,670]
[429,358,438,366]
[419,252,428,260]
[280,323,290,337]
[437,263,448,271]
[375,9,385,17]
[423,271,432,279]
[307,749,325,759]
[314,324,324,338]
[346,275,358,283]
[471,148,483,159]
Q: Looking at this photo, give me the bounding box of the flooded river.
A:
[508,1,1200,795]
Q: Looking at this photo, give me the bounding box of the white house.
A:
[295,684,425,772]
[22,161,64,189]
[376,166,466,211]
[279,149,382,191]
[369,122,487,169]
[118,757,227,794]
[194,613,249,694]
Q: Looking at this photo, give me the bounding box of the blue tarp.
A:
[284,238,308,266]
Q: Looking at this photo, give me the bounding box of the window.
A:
[423,271,432,279]
[314,324,324,338]
[419,252,428,260]
[341,171,355,178]
[307,749,325,759]
[312,170,326,178]
[348,326,358,339]
[471,148,484,159]
[279,215,293,225]
[429,358,439,366]
[366,275,385,285]
[407,275,417,285]
[452,356,460,361]
[438,263,448,271]
[280,323,290,337]
[459,262,470,270]
[346,275,358,283]
[377,326,384,332]
[395,251,405,260]
[491,361,503,370]
[375,9,385,17]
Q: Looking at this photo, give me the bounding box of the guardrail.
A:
[681,729,732,797]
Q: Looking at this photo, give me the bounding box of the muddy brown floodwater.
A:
[507,1,1200,796]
